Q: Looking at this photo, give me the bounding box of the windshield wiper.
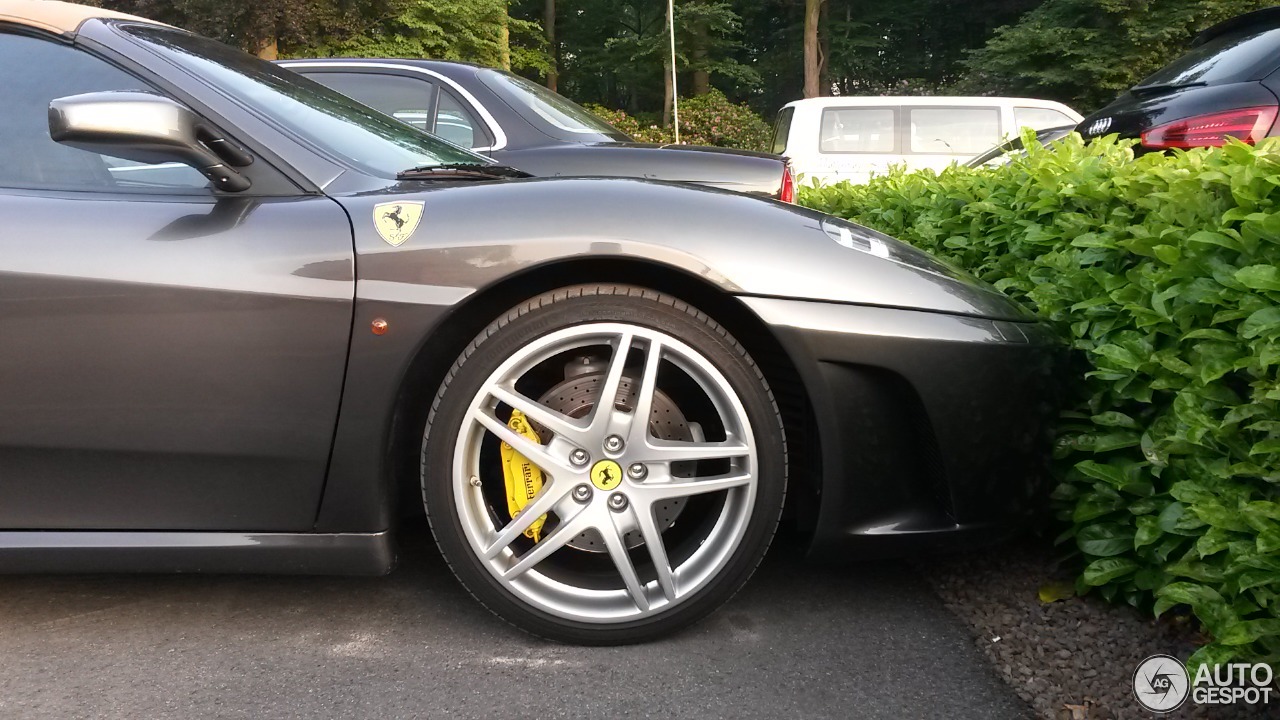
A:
[1131,81,1207,97]
[396,163,531,181]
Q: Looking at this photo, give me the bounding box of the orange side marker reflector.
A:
[371,318,389,336]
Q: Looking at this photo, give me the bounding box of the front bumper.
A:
[742,297,1062,559]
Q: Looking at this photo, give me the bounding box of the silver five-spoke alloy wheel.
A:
[422,285,786,644]
[455,322,757,622]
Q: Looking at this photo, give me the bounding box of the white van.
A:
[770,96,1082,185]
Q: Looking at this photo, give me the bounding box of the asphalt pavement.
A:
[0,525,1030,719]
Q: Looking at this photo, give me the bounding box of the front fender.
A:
[312,176,1024,532]
[343,176,1022,321]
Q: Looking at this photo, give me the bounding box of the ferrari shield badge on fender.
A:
[373,201,424,247]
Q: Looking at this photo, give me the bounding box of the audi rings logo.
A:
[1134,655,1190,712]
[1086,117,1113,136]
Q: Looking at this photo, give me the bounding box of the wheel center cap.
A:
[589,459,623,491]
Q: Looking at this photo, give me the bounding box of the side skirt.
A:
[0,530,395,575]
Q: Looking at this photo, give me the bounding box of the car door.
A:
[0,30,355,531]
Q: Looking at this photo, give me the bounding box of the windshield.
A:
[119,24,488,177]
[478,70,630,143]
[1136,26,1280,89]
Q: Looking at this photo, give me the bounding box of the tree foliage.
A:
[586,89,772,149]
[89,0,391,54]
[524,0,757,114]
[298,0,549,73]
[963,0,1274,113]
[87,2,1280,140]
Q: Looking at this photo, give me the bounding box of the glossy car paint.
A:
[0,12,1058,573]
[280,59,790,200]
[1079,9,1280,147]
[314,177,1045,539]
[0,190,353,532]
[745,298,1058,555]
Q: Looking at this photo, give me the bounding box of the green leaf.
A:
[1189,502,1250,532]
[1158,502,1205,535]
[1249,439,1280,455]
[1135,515,1163,548]
[1153,245,1181,264]
[1090,411,1139,429]
[1075,460,1128,488]
[1238,569,1280,592]
[1195,526,1231,557]
[1156,582,1236,636]
[1242,306,1280,339]
[1187,230,1243,253]
[1082,557,1140,586]
[1077,523,1135,557]
[1235,265,1280,291]
[1216,619,1280,646]
[1259,528,1280,554]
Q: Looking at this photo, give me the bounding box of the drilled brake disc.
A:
[534,369,693,552]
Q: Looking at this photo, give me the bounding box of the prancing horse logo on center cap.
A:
[591,460,622,491]
[373,201,424,247]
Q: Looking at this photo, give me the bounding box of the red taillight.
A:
[1141,106,1278,149]
[780,164,796,203]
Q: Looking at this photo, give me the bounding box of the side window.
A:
[436,90,490,149]
[819,108,897,153]
[0,33,209,193]
[304,72,438,132]
[770,107,794,155]
[1014,107,1075,132]
[909,107,1000,155]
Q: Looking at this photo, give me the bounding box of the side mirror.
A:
[49,91,252,192]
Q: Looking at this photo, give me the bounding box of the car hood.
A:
[334,176,1032,323]
[604,142,783,161]
[494,143,787,198]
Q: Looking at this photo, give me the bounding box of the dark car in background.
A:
[965,124,1077,168]
[1079,7,1280,150]
[279,58,796,202]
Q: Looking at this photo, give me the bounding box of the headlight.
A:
[823,219,892,258]
[820,217,970,283]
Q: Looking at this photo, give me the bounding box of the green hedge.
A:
[585,89,772,152]
[800,133,1280,669]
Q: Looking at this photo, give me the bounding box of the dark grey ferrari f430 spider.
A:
[0,0,1058,644]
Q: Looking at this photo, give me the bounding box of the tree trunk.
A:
[803,0,823,98]
[692,8,709,96]
[499,3,511,71]
[662,0,674,127]
[545,0,557,91]
[255,37,278,61]
[663,65,674,128]
[819,0,830,94]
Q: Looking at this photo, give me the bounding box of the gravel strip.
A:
[917,540,1271,720]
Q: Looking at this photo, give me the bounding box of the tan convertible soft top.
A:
[0,0,155,35]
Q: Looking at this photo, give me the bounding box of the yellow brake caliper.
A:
[500,410,546,542]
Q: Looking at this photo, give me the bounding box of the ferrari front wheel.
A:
[422,285,786,644]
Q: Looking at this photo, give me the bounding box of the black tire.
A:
[421,284,787,645]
